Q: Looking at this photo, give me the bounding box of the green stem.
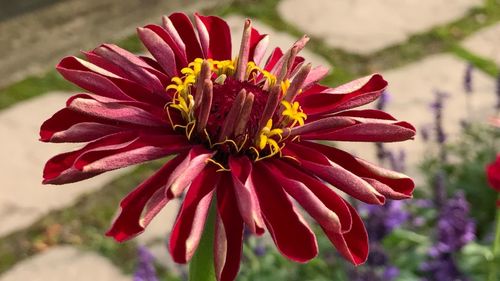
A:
[488,195,500,281]
[189,201,217,281]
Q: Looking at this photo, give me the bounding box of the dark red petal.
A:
[228,156,265,235]
[93,44,166,93]
[194,14,232,61]
[329,203,369,265]
[263,47,283,72]
[214,174,244,281]
[283,143,385,205]
[302,66,329,90]
[165,146,215,199]
[304,141,414,199]
[252,162,318,262]
[57,57,134,101]
[66,94,166,127]
[169,165,220,263]
[487,155,500,192]
[333,109,397,120]
[301,120,416,142]
[297,74,387,116]
[40,108,122,142]
[137,27,178,77]
[43,132,191,184]
[249,28,268,65]
[100,44,170,85]
[143,24,188,69]
[167,13,203,62]
[271,160,353,233]
[106,152,187,242]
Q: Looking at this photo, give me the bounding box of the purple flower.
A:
[430,90,449,148]
[134,246,159,281]
[432,192,475,255]
[463,63,473,95]
[422,192,474,281]
[376,90,391,111]
[383,266,400,280]
[363,200,408,241]
[421,254,469,281]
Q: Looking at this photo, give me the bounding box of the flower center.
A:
[166,58,307,162]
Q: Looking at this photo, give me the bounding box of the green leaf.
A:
[189,201,217,281]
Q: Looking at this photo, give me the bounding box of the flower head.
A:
[432,192,475,255]
[40,13,416,281]
[487,154,500,192]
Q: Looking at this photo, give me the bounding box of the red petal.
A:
[137,27,178,78]
[302,66,329,90]
[194,14,232,60]
[263,47,283,72]
[252,162,318,262]
[249,28,268,65]
[297,74,387,116]
[304,141,414,199]
[169,165,220,263]
[106,152,187,242]
[165,146,215,199]
[43,132,191,184]
[81,50,169,105]
[487,155,500,192]
[301,121,416,142]
[214,174,244,281]
[329,203,369,265]
[57,57,134,101]
[40,108,122,142]
[271,160,353,233]
[93,44,166,93]
[66,94,166,127]
[228,156,265,235]
[284,143,385,205]
[167,13,203,62]
[143,24,188,69]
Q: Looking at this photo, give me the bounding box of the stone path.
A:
[0,0,226,88]
[278,0,482,54]
[1,0,499,280]
[462,22,500,65]
[0,246,130,281]
[0,92,130,237]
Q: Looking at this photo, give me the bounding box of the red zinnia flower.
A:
[41,13,416,280]
[487,155,500,192]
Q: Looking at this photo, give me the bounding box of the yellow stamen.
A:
[205,158,231,172]
[281,100,307,127]
[257,119,283,154]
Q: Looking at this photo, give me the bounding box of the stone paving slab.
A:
[339,54,496,182]
[0,246,130,281]
[0,92,129,237]
[0,0,226,88]
[278,0,482,54]
[462,22,500,66]
[225,15,330,68]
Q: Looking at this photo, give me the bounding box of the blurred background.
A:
[0,0,499,280]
